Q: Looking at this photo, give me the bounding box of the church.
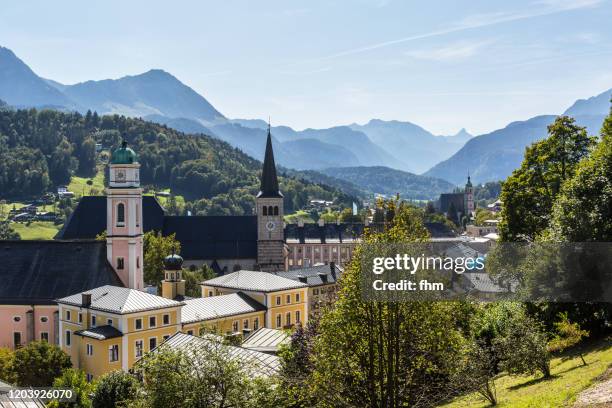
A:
[57,127,363,275]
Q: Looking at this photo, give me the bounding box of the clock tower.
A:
[106,141,144,290]
[256,125,286,272]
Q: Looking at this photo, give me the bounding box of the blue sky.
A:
[1,0,611,134]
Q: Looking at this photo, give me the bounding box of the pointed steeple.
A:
[258,123,283,198]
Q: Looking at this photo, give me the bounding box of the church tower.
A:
[106,141,144,290]
[161,253,185,300]
[465,173,474,219]
[256,126,285,272]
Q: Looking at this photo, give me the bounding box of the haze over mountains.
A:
[0,45,610,190]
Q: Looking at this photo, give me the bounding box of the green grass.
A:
[11,221,62,240]
[285,210,316,224]
[441,339,612,408]
[68,163,106,198]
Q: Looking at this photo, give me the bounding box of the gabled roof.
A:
[56,195,164,239]
[181,292,266,324]
[162,216,257,260]
[0,240,122,305]
[154,332,281,377]
[242,328,290,353]
[57,285,183,314]
[74,325,123,340]
[275,264,343,287]
[203,270,307,293]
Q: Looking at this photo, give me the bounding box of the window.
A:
[262,206,267,216]
[313,288,319,295]
[135,340,143,358]
[135,318,142,330]
[78,313,82,323]
[232,321,239,332]
[296,293,300,302]
[117,257,125,270]
[13,332,22,348]
[243,319,249,329]
[137,257,140,268]
[275,296,281,306]
[12,316,21,322]
[276,314,281,328]
[149,338,157,351]
[136,204,140,227]
[40,316,48,323]
[208,291,213,297]
[274,206,279,216]
[149,316,156,328]
[296,311,301,323]
[163,314,170,325]
[254,317,259,330]
[187,330,194,336]
[65,331,71,347]
[286,294,291,304]
[91,315,96,327]
[65,310,71,321]
[40,332,49,342]
[86,374,94,382]
[268,206,273,215]
[286,312,291,326]
[107,319,113,327]
[163,335,170,341]
[116,203,125,226]
[86,344,93,356]
[109,345,119,362]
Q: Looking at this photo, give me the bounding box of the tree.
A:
[547,312,589,366]
[91,370,140,408]
[143,231,181,286]
[136,338,271,408]
[0,347,13,382]
[474,208,496,226]
[182,266,215,297]
[307,199,468,407]
[459,341,498,406]
[0,221,20,240]
[78,137,97,176]
[499,116,596,241]
[48,369,94,408]
[10,341,72,386]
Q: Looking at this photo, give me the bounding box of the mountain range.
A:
[0,45,610,190]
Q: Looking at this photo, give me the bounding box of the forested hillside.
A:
[0,107,355,214]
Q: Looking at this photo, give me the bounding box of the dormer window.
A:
[116,203,125,226]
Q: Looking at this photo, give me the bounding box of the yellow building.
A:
[56,285,183,380]
[201,270,309,329]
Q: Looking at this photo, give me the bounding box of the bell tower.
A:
[465,173,474,219]
[256,125,285,272]
[106,141,144,290]
[161,253,185,300]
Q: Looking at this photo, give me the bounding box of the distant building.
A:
[487,199,503,213]
[438,176,475,222]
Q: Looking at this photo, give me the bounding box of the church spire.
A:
[258,123,283,198]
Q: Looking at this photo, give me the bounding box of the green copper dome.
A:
[110,141,138,164]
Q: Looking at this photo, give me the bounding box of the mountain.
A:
[321,166,456,200]
[424,88,611,185]
[62,69,225,123]
[349,120,472,173]
[0,46,75,109]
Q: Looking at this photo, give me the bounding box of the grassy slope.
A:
[11,221,61,240]
[441,339,612,408]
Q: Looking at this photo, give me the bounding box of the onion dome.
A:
[163,254,184,271]
[110,141,138,164]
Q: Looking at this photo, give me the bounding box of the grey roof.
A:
[203,270,307,293]
[462,273,512,293]
[74,325,123,340]
[0,240,122,305]
[275,264,343,287]
[57,285,183,314]
[242,328,290,353]
[0,379,46,407]
[181,292,266,324]
[154,332,280,377]
[257,127,282,198]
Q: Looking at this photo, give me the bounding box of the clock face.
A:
[116,170,126,182]
[266,221,276,232]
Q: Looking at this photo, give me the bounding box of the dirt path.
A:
[574,368,612,407]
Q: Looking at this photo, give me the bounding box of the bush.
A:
[91,370,140,408]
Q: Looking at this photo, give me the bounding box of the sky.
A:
[1,0,611,135]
